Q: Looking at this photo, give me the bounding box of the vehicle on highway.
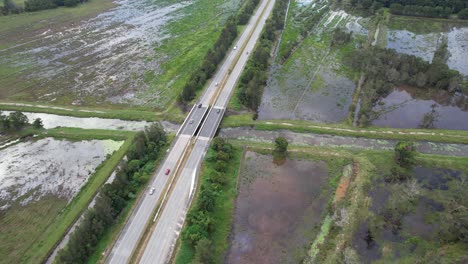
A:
[165,168,170,175]
[198,103,202,108]
[216,109,221,113]
[215,82,219,86]
[246,51,249,55]
[189,119,194,124]
[234,45,237,50]
[149,188,155,195]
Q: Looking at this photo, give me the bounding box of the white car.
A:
[149,188,155,195]
[233,45,237,50]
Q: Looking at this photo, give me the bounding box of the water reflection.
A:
[372,86,468,130]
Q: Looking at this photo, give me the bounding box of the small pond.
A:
[371,86,468,130]
[226,151,331,263]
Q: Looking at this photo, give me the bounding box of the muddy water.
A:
[371,86,468,130]
[0,0,191,105]
[226,151,330,264]
[386,29,439,62]
[219,127,468,157]
[386,23,468,76]
[1,111,179,132]
[0,138,122,210]
[258,65,355,123]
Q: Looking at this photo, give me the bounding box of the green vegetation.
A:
[175,138,241,264]
[278,2,330,62]
[0,110,43,134]
[0,102,180,122]
[144,0,242,109]
[273,136,288,162]
[0,196,67,263]
[237,0,289,113]
[346,47,465,126]
[43,127,135,141]
[221,114,468,144]
[57,123,167,263]
[394,141,416,167]
[345,0,468,19]
[315,149,468,263]
[179,17,238,103]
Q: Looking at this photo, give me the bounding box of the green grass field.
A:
[0,196,67,264]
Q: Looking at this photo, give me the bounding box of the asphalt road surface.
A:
[106,0,274,262]
[137,0,276,263]
[105,135,191,264]
[138,138,210,263]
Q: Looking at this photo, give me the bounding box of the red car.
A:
[165,168,171,175]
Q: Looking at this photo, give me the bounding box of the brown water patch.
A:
[226,151,330,264]
[372,86,468,130]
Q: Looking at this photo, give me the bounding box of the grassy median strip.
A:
[175,139,242,264]
[20,131,134,263]
[221,114,468,144]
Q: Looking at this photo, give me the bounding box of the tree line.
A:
[181,138,235,263]
[347,0,468,19]
[1,0,87,15]
[346,47,464,126]
[0,111,43,133]
[57,123,167,263]
[179,0,263,104]
[237,0,289,115]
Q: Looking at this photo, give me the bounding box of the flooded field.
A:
[352,166,468,263]
[0,137,121,262]
[219,127,468,156]
[226,151,332,263]
[0,0,241,107]
[0,0,189,105]
[386,17,468,76]
[0,137,122,209]
[1,111,179,132]
[371,86,468,130]
[257,5,361,123]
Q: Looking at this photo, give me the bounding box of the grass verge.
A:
[221,114,468,144]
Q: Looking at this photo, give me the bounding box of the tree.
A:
[193,238,214,264]
[274,137,288,153]
[8,111,28,130]
[145,122,166,146]
[32,118,44,129]
[394,141,416,168]
[459,8,468,19]
[183,224,208,246]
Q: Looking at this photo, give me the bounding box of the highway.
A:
[137,0,276,263]
[105,0,275,263]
